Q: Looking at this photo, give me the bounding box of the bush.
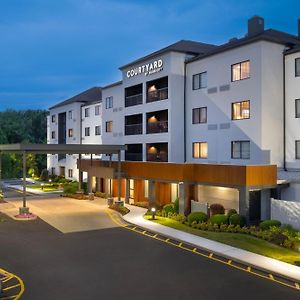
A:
[229,214,246,227]
[109,204,130,215]
[187,212,208,224]
[173,198,179,214]
[134,201,149,209]
[63,182,78,194]
[210,203,225,216]
[209,214,228,225]
[163,203,175,215]
[227,209,237,218]
[94,192,106,198]
[259,220,281,230]
[40,169,49,181]
[269,232,288,246]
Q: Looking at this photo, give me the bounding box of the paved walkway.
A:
[0,196,117,233]
[122,205,300,282]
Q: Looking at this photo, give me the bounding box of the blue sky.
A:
[0,0,299,111]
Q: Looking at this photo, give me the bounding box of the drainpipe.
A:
[183,61,187,162]
[283,52,287,171]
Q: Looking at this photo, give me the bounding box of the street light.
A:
[151,207,156,220]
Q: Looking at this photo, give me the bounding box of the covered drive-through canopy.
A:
[0,143,127,215]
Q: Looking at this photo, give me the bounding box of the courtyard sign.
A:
[126,59,163,78]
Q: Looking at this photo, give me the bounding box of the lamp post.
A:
[151,207,156,220]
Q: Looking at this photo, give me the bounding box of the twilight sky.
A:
[0,0,299,111]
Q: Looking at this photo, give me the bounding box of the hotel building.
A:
[47,16,300,224]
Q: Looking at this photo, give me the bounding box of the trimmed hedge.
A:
[229,214,246,227]
[227,209,237,218]
[210,203,225,215]
[63,182,78,194]
[259,220,281,230]
[187,212,208,224]
[174,198,179,214]
[209,214,228,225]
[163,204,175,215]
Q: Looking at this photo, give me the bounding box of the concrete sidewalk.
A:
[122,204,300,282]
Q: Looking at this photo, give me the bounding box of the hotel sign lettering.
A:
[126,59,163,78]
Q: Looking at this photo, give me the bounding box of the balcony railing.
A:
[147,87,168,103]
[147,120,168,134]
[147,153,168,162]
[125,124,142,135]
[125,93,143,107]
[125,153,143,161]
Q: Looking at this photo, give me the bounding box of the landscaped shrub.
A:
[209,214,228,225]
[210,203,225,216]
[229,214,246,227]
[163,203,175,215]
[259,220,281,230]
[63,182,78,194]
[109,204,130,215]
[173,198,179,214]
[269,232,288,246]
[187,212,208,224]
[227,209,237,218]
[134,201,149,208]
[94,192,106,198]
[40,169,49,181]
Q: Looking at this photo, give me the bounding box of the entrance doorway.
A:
[249,190,261,224]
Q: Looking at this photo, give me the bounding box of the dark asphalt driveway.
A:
[0,213,298,300]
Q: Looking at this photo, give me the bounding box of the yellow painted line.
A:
[142,230,147,234]
[2,283,21,291]
[105,209,300,291]
[0,268,25,300]
[193,248,197,252]
[2,275,13,283]
[0,295,18,300]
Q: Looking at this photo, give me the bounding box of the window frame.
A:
[68,110,73,120]
[95,105,100,116]
[105,96,113,109]
[68,128,73,137]
[84,108,90,118]
[192,71,207,90]
[231,140,250,159]
[231,60,250,82]
[84,127,90,137]
[296,140,300,159]
[192,142,208,159]
[51,115,56,123]
[295,99,300,118]
[232,100,250,120]
[51,131,56,139]
[295,58,300,77]
[192,107,207,124]
[68,169,73,178]
[95,125,101,136]
[106,121,113,133]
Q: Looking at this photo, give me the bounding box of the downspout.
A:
[283,52,287,171]
[183,61,187,162]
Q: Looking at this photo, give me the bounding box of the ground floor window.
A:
[231,140,250,159]
[68,169,73,178]
[144,180,149,198]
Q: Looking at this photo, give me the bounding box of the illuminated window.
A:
[106,121,113,132]
[95,105,101,115]
[106,96,113,109]
[232,100,250,120]
[192,107,207,124]
[231,141,250,159]
[296,141,300,159]
[231,61,250,81]
[296,58,300,77]
[95,125,101,135]
[84,108,90,117]
[193,142,208,159]
[68,128,73,137]
[68,169,73,178]
[144,180,149,198]
[192,72,207,90]
[84,127,90,136]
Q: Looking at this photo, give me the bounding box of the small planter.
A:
[107,197,114,206]
[88,193,94,201]
[115,200,124,207]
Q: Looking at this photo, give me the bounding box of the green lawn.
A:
[144,215,300,266]
[27,184,61,192]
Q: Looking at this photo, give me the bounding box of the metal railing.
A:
[125,93,143,107]
[147,120,168,134]
[147,87,168,103]
[125,124,143,135]
[125,153,143,161]
[146,153,168,162]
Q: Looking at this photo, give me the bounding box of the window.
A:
[296,141,300,159]
[51,167,55,175]
[95,125,101,135]
[192,107,207,124]
[296,58,300,77]
[296,99,300,118]
[95,105,100,115]
[51,115,56,123]
[144,180,149,198]
[232,100,250,120]
[68,128,73,137]
[231,60,250,81]
[106,96,113,109]
[68,169,73,178]
[193,142,208,159]
[231,141,250,159]
[192,72,207,90]
[84,127,90,136]
[51,131,56,139]
[106,121,113,132]
[84,108,90,117]
[68,110,73,120]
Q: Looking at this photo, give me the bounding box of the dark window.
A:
[125,144,143,161]
[68,128,73,137]
[68,169,73,178]
[192,107,207,124]
[95,105,100,115]
[84,127,90,136]
[231,60,250,81]
[125,84,143,107]
[231,141,250,159]
[232,100,250,120]
[296,58,300,77]
[106,97,113,109]
[68,111,72,120]
[95,125,101,135]
[296,99,300,118]
[192,72,207,90]
[84,108,90,117]
[51,131,56,139]
[51,115,56,123]
[296,140,300,159]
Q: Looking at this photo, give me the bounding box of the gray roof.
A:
[102,80,123,90]
[119,40,217,70]
[187,29,300,64]
[49,87,102,110]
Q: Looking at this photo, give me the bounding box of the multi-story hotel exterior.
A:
[47,16,300,224]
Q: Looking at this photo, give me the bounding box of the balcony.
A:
[125,153,143,161]
[125,144,143,161]
[125,84,143,107]
[146,109,168,134]
[146,76,168,103]
[146,143,168,162]
[125,123,142,135]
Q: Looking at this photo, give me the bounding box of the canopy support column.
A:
[20,151,30,215]
[117,150,121,202]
